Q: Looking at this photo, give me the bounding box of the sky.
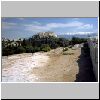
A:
[1,17,98,40]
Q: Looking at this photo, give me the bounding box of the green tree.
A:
[40,44,51,52]
[25,45,34,53]
[16,46,26,54]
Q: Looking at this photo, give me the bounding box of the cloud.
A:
[77,24,93,29]
[93,29,98,33]
[25,21,93,33]
[72,18,80,20]
[2,22,17,29]
[32,21,41,25]
[17,18,25,20]
[62,32,93,35]
[46,21,83,28]
[25,24,50,32]
[25,21,84,32]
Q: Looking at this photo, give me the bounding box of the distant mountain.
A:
[57,33,98,39]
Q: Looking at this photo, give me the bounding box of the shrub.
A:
[2,48,14,56]
[41,47,51,52]
[40,44,51,52]
[63,52,74,55]
[16,46,26,54]
[58,38,69,47]
[71,37,87,45]
[33,46,41,52]
[25,45,34,53]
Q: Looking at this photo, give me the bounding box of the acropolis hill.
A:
[37,31,57,38]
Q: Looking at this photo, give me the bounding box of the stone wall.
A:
[88,38,98,81]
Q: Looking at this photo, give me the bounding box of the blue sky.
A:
[2,17,98,40]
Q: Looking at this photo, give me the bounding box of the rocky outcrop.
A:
[37,31,57,38]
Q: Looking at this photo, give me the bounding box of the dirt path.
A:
[2,53,50,82]
[2,47,81,82]
[31,47,81,82]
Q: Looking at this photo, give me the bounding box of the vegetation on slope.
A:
[2,33,87,56]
